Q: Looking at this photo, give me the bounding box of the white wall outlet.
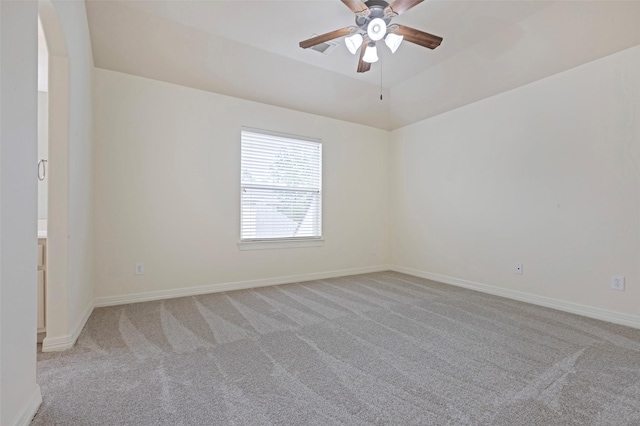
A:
[515,263,523,275]
[135,262,145,275]
[371,246,377,255]
[611,275,625,291]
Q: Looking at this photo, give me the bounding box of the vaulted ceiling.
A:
[85,0,640,130]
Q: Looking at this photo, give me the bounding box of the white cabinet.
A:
[37,238,46,338]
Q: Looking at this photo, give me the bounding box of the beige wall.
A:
[41,0,95,351]
[93,69,390,300]
[93,44,640,325]
[391,45,640,318]
[54,0,95,339]
[0,1,41,423]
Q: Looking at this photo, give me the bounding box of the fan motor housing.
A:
[356,0,392,31]
[364,0,390,9]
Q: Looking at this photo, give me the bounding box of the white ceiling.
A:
[85,0,640,130]
[102,0,552,88]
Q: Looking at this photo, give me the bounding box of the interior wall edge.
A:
[9,385,41,426]
[93,264,394,309]
[84,263,640,345]
[41,299,94,353]
[392,265,640,330]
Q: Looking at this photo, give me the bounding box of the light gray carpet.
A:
[33,271,640,425]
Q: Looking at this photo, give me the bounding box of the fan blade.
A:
[299,27,354,49]
[357,45,371,73]
[385,0,423,16]
[341,0,370,16]
[395,25,442,49]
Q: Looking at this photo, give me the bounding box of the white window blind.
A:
[241,129,322,241]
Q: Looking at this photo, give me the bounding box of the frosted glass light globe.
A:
[345,33,364,54]
[362,43,379,63]
[385,33,403,53]
[367,18,387,42]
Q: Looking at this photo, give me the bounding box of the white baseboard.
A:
[42,300,95,352]
[94,264,393,308]
[42,265,640,353]
[11,385,42,426]
[391,266,640,330]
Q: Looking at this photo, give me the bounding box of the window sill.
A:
[238,239,324,251]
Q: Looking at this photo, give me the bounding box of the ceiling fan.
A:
[299,0,443,73]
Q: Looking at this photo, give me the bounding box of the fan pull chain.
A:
[380,62,383,101]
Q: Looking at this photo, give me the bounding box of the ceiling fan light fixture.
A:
[367,18,387,41]
[299,1,443,74]
[362,42,378,63]
[385,33,403,54]
[345,33,364,55]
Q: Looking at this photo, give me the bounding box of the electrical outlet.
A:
[371,246,377,256]
[135,263,145,276]
[611,275,625,291]
[515,263,523,275]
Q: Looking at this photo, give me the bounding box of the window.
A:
[240,128,322,245]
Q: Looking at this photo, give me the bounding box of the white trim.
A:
[240,128,323,242]
[11,385,42,426]
[42,300,94,352]
[238,238,324,251]
[241,126,321,144]
[391,266,640,330]
[42,266,640,353]
[94,264,392,308]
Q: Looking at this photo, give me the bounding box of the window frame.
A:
[238,127,323,250]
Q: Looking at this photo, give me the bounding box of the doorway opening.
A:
[37,16,49,345]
